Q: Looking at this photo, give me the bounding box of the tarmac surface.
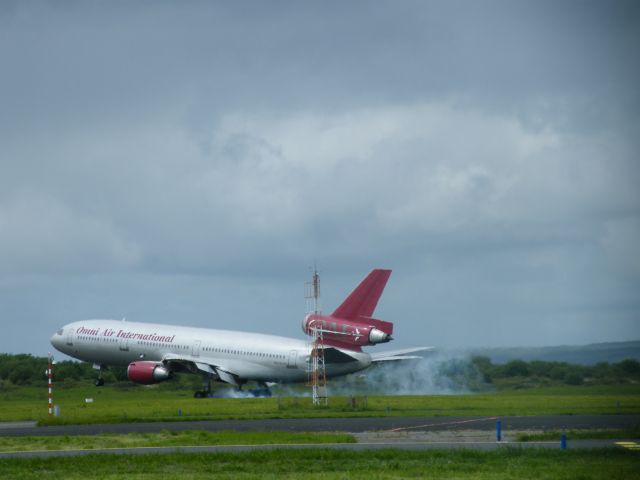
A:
[1,415,637,458]
[0,414,638,437]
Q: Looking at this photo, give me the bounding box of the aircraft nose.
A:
[50,328,64,350]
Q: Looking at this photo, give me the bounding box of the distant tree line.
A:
[471,356,640,387]
[1,353,639,389]
[0,353,128,387]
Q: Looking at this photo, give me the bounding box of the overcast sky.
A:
[1,1,639,356]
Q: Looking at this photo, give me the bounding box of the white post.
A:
[47,352,53,416]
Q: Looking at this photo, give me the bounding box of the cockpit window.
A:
[56,329,64,335]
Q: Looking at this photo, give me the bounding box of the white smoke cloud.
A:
[329,352,485,396]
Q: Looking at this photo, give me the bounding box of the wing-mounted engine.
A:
[127,361,171,384]
[302,269,394,349]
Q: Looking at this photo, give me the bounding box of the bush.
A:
[565,373,584,385]
[471,356,493,383]
[549,365,567,381]
[617,359,640,375]
[8,365,34,385]
[503,360,529,377]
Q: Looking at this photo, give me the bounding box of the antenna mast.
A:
[305,267,327,405]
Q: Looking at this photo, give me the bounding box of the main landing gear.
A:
[192,379,272,398]
[249,382,272,398]
[193,376,214,398]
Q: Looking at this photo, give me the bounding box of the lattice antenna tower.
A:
[305,267,327,405]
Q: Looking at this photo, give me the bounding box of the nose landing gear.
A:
[93,364,105,386]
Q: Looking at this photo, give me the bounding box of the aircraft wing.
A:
[162,353,241,387]
[370,346,435,362]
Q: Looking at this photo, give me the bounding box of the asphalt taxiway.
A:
[0,415,640,437]
[1,415,638,458]
[0,415,637,437]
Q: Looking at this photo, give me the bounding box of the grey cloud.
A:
[0,1,638,354]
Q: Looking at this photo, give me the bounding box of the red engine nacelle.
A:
[302,313,393,348]
[127,361,171,385]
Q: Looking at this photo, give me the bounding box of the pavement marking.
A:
[0,422,37,430]
[615,441,640,451]
[389,416,499,432]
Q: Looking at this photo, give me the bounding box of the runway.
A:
[1,415,638,437]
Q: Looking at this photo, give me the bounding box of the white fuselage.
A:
[50,319,372,383]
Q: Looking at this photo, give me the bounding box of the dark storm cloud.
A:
[0,1,638,354]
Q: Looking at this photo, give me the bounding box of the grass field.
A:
[0,448,638,479]
[0,431,355,453]
[0,384,638,425]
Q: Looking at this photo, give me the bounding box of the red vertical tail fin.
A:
[332,269,392,320]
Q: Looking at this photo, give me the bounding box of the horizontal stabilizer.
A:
[371,346,435,362]
[372,355,423,362]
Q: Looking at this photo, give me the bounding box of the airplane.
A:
[50,269,427,397]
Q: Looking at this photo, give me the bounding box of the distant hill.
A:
[470,341,640,365]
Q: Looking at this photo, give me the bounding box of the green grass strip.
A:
[1,448,639,479]
[9,384,636,426]
[0,384,638,425]
[0,430,355,453]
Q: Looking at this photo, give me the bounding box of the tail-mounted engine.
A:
[127,361,171,384]
[302,313,393,348]
[302,268,394,349]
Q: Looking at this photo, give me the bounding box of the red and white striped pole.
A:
[47,352,53,416]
